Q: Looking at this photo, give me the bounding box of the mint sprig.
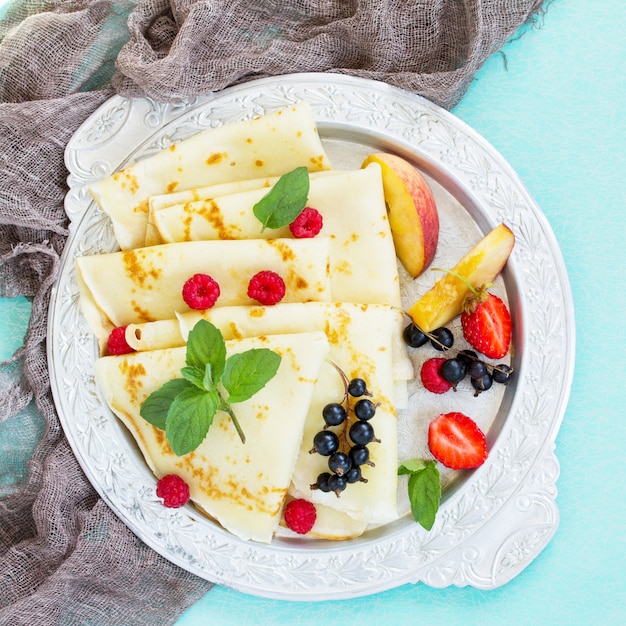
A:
[253,166,310,231]
[398,459,441,531]
[140,319,281,455]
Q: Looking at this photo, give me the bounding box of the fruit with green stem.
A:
[408,223,514,333]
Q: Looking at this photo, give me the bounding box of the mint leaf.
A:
[186,319,226,381]
[221,348,281,404]
[140,320,281,451]
[401,459,441,531]
[180,364,212,390]
[398,458,429,476]
[165,387,219,456]
[253,167,310,231]
[140,378,194,430]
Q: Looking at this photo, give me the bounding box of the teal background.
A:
[1,0,624,623]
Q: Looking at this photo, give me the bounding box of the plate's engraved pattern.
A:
[51,74,574,598]
[77,99,130,145]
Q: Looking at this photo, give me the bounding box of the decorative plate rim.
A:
[49,73,575,599]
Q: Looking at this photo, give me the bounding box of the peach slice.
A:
[362,153,439,278]
[408,223,515,333]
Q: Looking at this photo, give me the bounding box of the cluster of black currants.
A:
[403,322,513,396]
[310,375,380,497]
[403,321,455,352]
[439,349,512,395]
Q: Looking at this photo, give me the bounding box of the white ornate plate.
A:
[49,73,574,599]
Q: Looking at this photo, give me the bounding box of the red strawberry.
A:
[460,287,511,359]
[428,412,488,470]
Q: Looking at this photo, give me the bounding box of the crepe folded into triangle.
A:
[287,304,400,526]
[95,330,330,544]
[150,164,401,308]
[88,101,332,250]
[132,301,403,532]
[147,169,342,220]
[123,302,413,408]
[76,237,332,346]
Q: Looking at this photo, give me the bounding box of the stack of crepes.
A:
[76,101,413,544]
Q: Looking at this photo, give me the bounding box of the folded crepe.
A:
[151,163,401,308]
[88,101,332,250]
[95,330,330,544]
[287,303,400,526]
[75,237,332,345]
[156,300,403,527]
[124,302,413,407]
[147,169,342,218]
[103,302,402,539]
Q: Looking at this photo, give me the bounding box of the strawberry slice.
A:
[461,291,511,359]
[428,412,487,469]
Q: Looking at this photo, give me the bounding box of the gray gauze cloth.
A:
[0,1,546,624]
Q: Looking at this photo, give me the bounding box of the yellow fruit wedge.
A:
[361,153,439,278]
[408,223,515,333]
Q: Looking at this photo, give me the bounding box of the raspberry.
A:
[289,207,323,238]
[284,499,317,534]
[247,270,286,305]
[156,474,190,508]
[182,273,220,310]
[420,357,452,394]
[107,326,134,355]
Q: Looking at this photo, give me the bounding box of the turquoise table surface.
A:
[1,0,625,624]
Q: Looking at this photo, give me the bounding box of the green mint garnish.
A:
[140,319,281,455]
[398,459,441,531]
[253,166,310,231]
[221,349,282,404]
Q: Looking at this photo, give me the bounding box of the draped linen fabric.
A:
[0,1,546,623]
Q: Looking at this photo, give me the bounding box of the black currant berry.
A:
[471,372,493,395]
[312,472,332,492]
[457,349,479,368]
[322,402,347,427]
[345,466,367,484]
[440,358,467,389]
[430,327,454,351]
[349,421,379,446]
[328,451,352,477]
[348,377,368,397]
[354,398,376,421]
[349,444,373,467]
[310,430,339,456]
[468,359,488,380]
[328,473,347,496]
[403,323,428,348]
[492,364,513,384]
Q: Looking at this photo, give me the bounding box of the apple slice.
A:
[362,153,439,278]
[408,223,515,333]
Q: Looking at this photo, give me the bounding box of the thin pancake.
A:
[124,302,413,408]
[88,101,332,250]
[126,301,403,534]
[176,302,413,385]
[288,303,399,525]
[152,164,401,308]
[95,331,330,544]
[76,238,332,343]
[147,169,342,220]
